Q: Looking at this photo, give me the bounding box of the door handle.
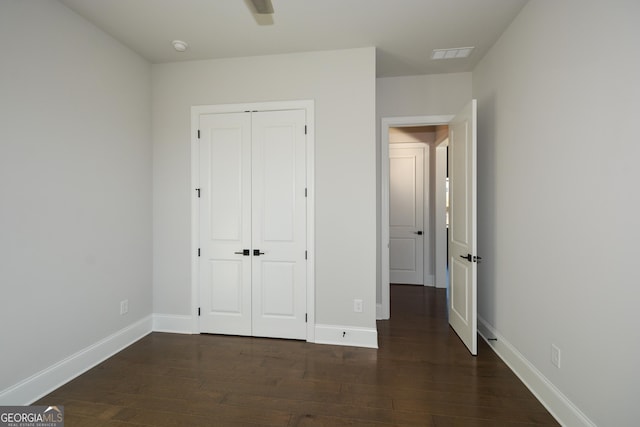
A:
[414,231,423,235]
[253,249,265,256]
[460,254,482,263]
[234,249,250,256]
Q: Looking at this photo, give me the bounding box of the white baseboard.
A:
[314,324,378,349]
[0,315,379,405]
[0,315,152,405]
[424,274,435,286]
[152,313,195,334]
[478,316,596,427]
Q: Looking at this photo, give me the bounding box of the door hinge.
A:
[197,130,200,139]
[198,307,201,316]
[196,188,200,198]
[305,313,308,323]
[304,188,307,197]
[305,250,307,260]
[198,248,201,257]
[304,125,307,135]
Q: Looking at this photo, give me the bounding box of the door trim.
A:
[191,100,315,342]
[380,115,453,320]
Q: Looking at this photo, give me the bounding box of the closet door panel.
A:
[198,112,252,336]
[251,110,307,340]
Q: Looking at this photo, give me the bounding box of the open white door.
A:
[448,99,478,355]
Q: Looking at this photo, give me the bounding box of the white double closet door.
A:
[198,109,307,340]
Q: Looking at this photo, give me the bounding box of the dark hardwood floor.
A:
[36,285,558,426]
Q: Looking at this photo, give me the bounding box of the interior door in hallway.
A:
[198,110,307,340]
[389,144,426,285]
[448,99,478,355]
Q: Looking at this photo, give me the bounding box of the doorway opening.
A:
[381,102,478,355]
[380,115,453,321]
[388,125,449,288]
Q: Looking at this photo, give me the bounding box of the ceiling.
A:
[58,0,528,77]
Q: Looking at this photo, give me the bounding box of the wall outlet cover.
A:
[353,299,363,313]
[551,344,561,368]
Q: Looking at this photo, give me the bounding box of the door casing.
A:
[191,100,315,342]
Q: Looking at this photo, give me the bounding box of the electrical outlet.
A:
[353,299,363,313]
[120,299,129,315]
[551,344,561,368]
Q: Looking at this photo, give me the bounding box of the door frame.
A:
[380,115,453,320]
[191,100,315,342]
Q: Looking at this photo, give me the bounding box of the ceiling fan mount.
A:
[250,0,274,14]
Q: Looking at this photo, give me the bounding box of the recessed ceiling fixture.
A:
[172,40,188,52]
[431,47,474,60]
[250,0,274,14]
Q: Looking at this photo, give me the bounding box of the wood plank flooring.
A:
[36,285,559,426]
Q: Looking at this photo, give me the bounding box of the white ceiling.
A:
[59,0,528,77]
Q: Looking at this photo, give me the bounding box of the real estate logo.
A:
[0,406,64,427]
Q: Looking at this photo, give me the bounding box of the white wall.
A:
[473,1,640,425]
[375,73,472,303]
[152,48,377,330]
[377,73,472,119]
[0,0,152,401]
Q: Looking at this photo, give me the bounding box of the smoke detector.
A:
[172,40,189,52]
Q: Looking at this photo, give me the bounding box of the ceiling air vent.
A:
[431,47,474,60]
